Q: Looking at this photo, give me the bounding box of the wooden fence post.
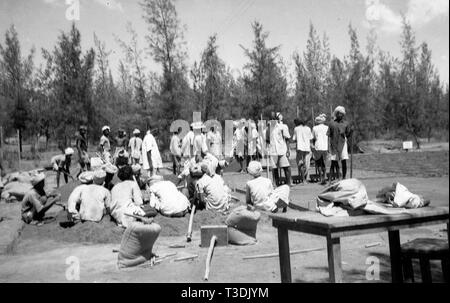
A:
[17,129,21,171]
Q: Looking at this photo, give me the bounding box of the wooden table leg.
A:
[277,227,291,283]
[326,235,342,283]
[388,230,403,283]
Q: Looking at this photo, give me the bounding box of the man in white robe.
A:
[142,130,163,177]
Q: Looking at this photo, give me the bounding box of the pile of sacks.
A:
[0,171,37,203]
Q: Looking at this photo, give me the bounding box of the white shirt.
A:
[246,176,276,212]
[293,125,313,152]
[68,184,110,222]
[181,131,195,157]
[232,127,246,157]
[100,135,111,152]
[270,122,290,156]
[196,174,230,211]
[207,131,222,157]
[193,133,208,156]
[170,134,182,156]
[142,132,163,170]
[129,137,143,159]
[109,180,144,227]
[248,128,259,156]
[312,124,329,151]
[148,181,190,216]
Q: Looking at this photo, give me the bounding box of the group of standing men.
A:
[167,105,352,189]
[268,105,353,187]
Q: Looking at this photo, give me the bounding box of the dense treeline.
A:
[0,0,448,153]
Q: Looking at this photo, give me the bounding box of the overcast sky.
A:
[0,0,448,84]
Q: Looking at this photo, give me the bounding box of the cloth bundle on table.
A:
[316,179,429,217]
[117,221,161,268]
[225,205,260,245]
[376,182,429,209]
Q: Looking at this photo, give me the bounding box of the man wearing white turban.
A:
[68,170,111,222]
[327,106,352,183]
[21,173,61,225]
[292,118,313,184]
[269,113,292,187]
[246,161,290,212]
[312,114,329,185]
[99,126,112,164]
[128,129,143,165]
[50,147,74,188]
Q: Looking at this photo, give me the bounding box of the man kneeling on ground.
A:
[245,161,290,213]
[21,173,61,225]
[68,170,111,223]
[147,175,190,217]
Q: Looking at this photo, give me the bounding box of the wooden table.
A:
[270,206,449,283]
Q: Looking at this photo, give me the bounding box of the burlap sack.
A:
[117,222,161,268]
[225,206,261,245]
[2,181,33,201]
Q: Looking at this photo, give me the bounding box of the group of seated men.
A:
[21,145,291,226]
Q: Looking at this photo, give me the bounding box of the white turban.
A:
[93,170,106,185]
[31,173,46,186]
[65,148,74,155]
[131,164,141,174]
[247,161,263,177]
[78,171,94,184]
[334,106,346,116]
[315,114,326,124]
[148,174,164,186]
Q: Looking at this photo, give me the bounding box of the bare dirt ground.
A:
[0,148,448,283]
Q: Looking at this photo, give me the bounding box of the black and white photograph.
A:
[0,0,448,288]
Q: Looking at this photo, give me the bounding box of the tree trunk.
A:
[413,133,421,150]
[18,128,23,153]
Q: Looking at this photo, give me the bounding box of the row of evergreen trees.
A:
[0,0,448,152]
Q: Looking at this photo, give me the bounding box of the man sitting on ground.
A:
[195,162,231,212]
[68,170,111,223]
[147,175,190,217]
[21,173,61,225]
[245,161,290,213]
[108,166,146,228]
